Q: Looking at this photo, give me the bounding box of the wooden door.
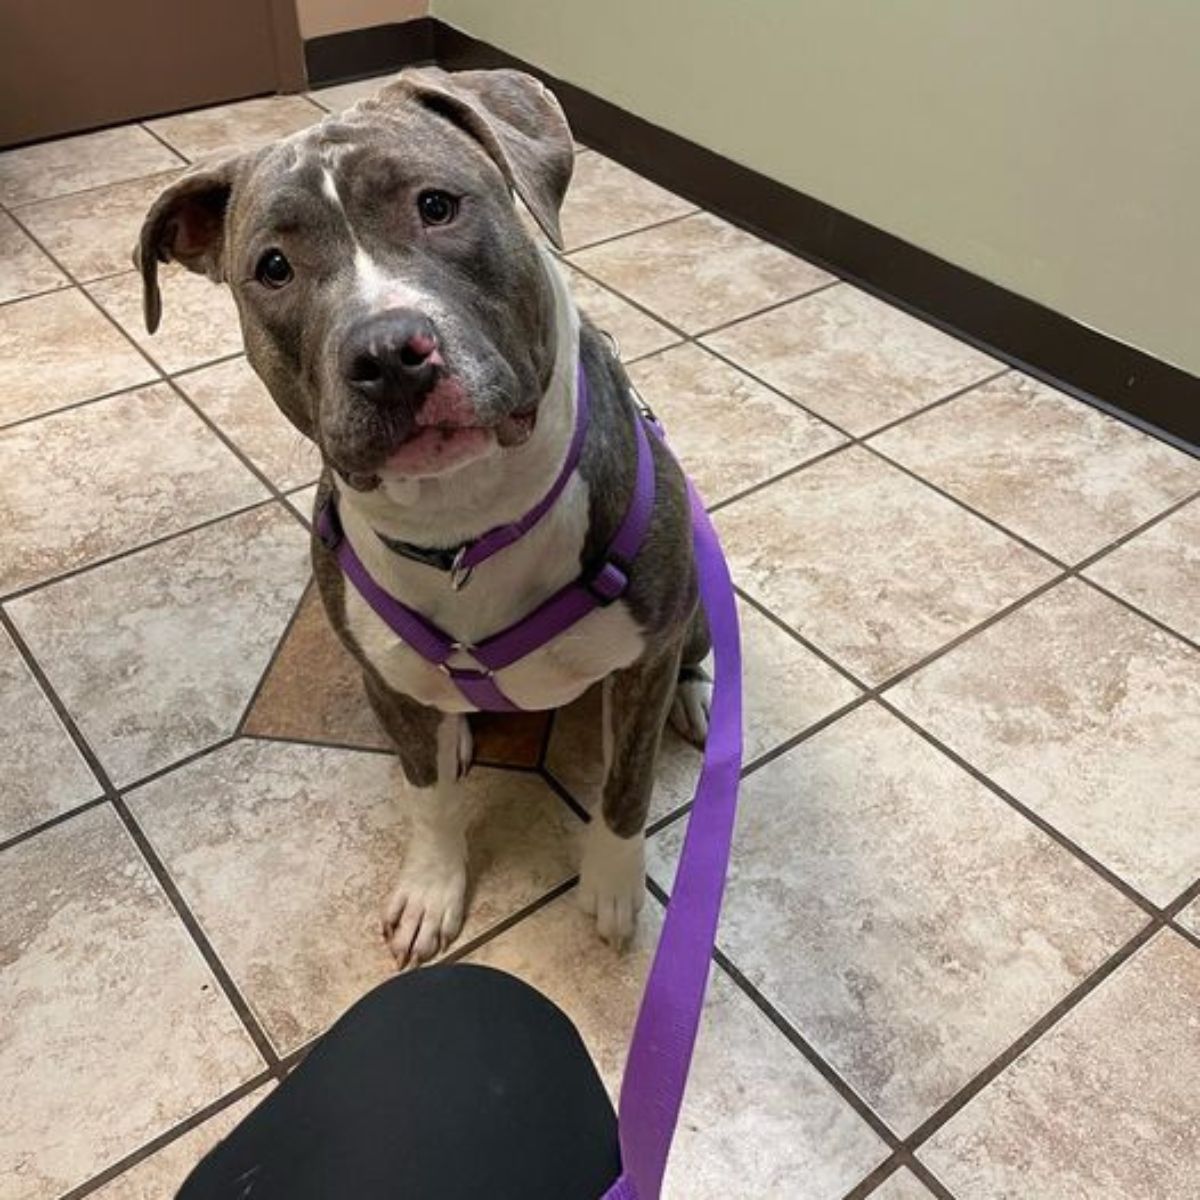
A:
[1,0,305,147]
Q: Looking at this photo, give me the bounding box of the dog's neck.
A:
[335,248,580,551]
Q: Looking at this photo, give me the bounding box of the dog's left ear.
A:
[378,67,574,249]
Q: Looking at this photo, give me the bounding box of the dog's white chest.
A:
[340,475,645,713]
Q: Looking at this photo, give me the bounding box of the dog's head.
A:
[137,68,573,486]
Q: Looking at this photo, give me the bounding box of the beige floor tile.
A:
[1178,899,1200,938]
[563,263,680,361]
[0,289,154,425]
[284,483,319,526]
[922,931,1200,1200]
[628,343,846,505]
[648,703,1141,1134]
[0,212,67,303]
[871,1169,937,1198]
[545,595,860,817]
[559,152,696,251]
[703,284,1000,436]
[93,1086,271,1200]
[889,579,1200,905]
[0,383,265,595]
[1084,499,1200,643]
[146,95,323,161]
[0,624,99,843]
[468,893,888,1199]
[177,357,320,489]
[129,740,582,1053]
[716,447,1054,685]
[15,171,182,282]
[0,806,262,1198]
[88,267,244,374]
[0,125,182,207]
[570,211,832,333]
[308,75,399,112]
[871,374,1200,564]
[9,505,308,786]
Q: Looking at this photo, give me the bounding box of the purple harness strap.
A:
[319,364,743,1199]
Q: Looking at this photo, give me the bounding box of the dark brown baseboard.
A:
[307,19,1199,453]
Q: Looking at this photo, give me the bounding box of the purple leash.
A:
[600,483,743,1200]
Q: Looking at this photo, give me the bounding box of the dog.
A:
[137,67,710,968]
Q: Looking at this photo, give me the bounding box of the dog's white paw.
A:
[578,821,645,949]
[670,670,712,747]
[381,852,467,970]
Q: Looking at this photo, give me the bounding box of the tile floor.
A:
[1,81,1199,1200]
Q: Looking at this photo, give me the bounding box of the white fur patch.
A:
[578,819,646,948]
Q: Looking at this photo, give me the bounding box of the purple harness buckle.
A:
[584,558,630,605]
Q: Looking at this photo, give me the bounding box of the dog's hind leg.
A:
[579,639,682,947]
[364,669,472,970]
[670,605,712,747]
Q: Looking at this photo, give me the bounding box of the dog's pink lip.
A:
[382,425,492,475]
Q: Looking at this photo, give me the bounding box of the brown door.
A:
[0,0,305,147]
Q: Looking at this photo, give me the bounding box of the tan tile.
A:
[0,289,154,425]
[570,212,832,333]
[1084,499,1200,643]
[308,75,401,112]
[94,1087,271,1200]
[563,263,680,361]
[0,624,99,843]
[923,932,1200,1199]
[716,447,1054,685]
[0,125,182,207]
[88,267,244,374]
[0,806,262,1198]
[146,96,323,161]
[628,343,846,505]
[16,170,183,282]
[0,382,265,594]
[871,1169,937,1199]
[9,505,308,786]
[559,152,696,251]
[177,357,320,489]
[129,740,582,1052]
[468,894,887,1198]
[0,211,67,303]
[703,285,1000,436]
[545,595,860,816]
[889,579,1200,905]
[649,703,1141,1134]
[871,374,1200,563]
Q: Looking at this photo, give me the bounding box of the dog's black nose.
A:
[342,310,440,405]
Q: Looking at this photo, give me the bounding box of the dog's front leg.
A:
[579,641,682,947]
[365,673,472,969]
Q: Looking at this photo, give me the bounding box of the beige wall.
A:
[433,0,1200,376]
[298,0,426,39]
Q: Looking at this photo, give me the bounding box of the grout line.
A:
[706,439,852,515]
[0,375,160,434]
[0,279,72,309]
[238,729,396,756]
[0,609,282,1071]
[0,793,109,855]
[440,875,581,965]
[876,696,1162,918]
[57,1070,275,1200]
[860,368,1012,440]
[540,764,595,824]
[233,580,313,735]
[691,278,842,338]
[1076,572,1200,656]
[118,734,243,797]
[562,207,700,256]
[1171,921,1200,951]
[0,495,282,605]
[6,165,186,216]
[901,918,1160,1152]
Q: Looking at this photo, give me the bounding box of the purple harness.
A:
[317,363,743,1199]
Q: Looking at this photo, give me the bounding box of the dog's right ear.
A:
[135,158,243,334]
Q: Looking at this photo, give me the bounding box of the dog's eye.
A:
[417,190,458,227]
[256,249,294,288]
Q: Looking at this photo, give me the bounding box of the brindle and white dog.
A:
[137,68,710,968]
